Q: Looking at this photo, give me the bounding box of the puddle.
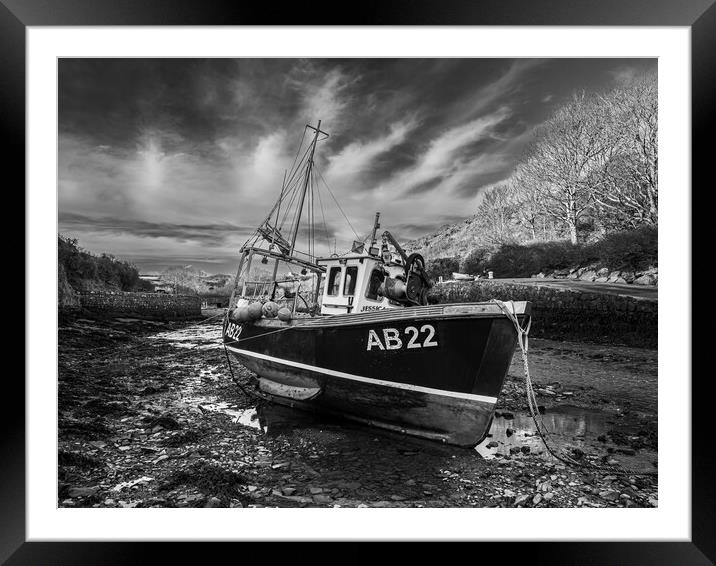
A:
[111,476,154,492]
[475,405,657,469]
[150,324,222,350]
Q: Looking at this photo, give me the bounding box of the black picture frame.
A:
[7,0,709,563]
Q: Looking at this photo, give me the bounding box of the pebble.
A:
[204,497,222,508]
[514,494,530,506]
[68,486,99,497]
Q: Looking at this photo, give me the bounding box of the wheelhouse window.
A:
[365,268,385,301]
[327,266,342,296]
[343,266,358,296]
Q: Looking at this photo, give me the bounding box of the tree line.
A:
[475,71,657,247]
[58,235,153,292]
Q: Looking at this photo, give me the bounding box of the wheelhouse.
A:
[317,253,402,315]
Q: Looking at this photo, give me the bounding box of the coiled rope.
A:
[491,299,657,477]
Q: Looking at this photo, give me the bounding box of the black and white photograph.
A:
[55,56,662,511]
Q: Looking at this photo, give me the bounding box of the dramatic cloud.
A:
[58,58,656,273]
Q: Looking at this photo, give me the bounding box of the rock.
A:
[579,270,597,281]
[204,497,222,508]
[514,494,530,506]
[313,494,333,504]
[633,273,657,286]
[596,267,610,278]
[309,487,324,494]
[281,495,313,504]
[543,492,554,501]
[503,489,516,498]
[538,405,546,414]
[599,490,619,501]
[570,448,585,460]
[520,446,531,454]
[501,412,514,420]
[405,479,416,486]
[506,428,514,437]
[148,413,181,431]
[68,486,99,498]
[282,487,297,496]
[486,441,499,448]
[533,494,542,505]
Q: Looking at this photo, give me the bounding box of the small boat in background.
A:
[451,272,476,281]
[222,121,530,446]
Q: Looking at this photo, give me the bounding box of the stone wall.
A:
[429,280,656,348]
[73,291,202,320]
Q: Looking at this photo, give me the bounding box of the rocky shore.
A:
[58,315,657,509]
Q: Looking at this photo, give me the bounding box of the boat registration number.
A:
[225,322,243,341]
[366,325,438,351]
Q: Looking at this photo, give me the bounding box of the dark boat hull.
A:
[223,302,529,446]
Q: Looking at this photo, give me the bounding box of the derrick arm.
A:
[381,231,409,264]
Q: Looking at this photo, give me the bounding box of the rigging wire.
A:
[314,170,333,253]
[313,164,361,241]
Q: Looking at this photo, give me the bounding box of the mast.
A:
[289,120,327,256]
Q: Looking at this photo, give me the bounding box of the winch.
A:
[376,231,432,306]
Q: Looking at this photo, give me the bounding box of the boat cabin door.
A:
[320,259,363,315]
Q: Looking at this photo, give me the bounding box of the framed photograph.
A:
[10,0,709,562]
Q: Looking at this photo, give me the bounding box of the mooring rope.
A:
[491,299,657,477]
[222,343,271,402]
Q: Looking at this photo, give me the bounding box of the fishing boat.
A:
[222,121,530,446]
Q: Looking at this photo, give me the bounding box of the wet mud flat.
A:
[58,314,658,509]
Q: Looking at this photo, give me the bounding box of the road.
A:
[493,278,658,300]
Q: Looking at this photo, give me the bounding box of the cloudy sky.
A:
[58,58,656,274]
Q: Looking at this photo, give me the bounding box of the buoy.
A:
[237,306,251,322]
[248,302,263,320]
[262,301,279,318]
[277,307,292,322]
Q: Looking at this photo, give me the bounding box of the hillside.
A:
[58,235,153,305]
[402,215,478,261]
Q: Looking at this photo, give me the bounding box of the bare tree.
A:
[593,72,658,226]
[474,184,520,246]
[509,171,545,241]
[519,92,617,244]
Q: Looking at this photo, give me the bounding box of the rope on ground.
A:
[491,299,657,477]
